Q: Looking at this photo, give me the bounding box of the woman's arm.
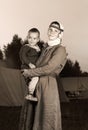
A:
[22,46,67,78]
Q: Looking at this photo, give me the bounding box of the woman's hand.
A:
[29,63,36,68]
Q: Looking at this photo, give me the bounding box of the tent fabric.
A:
[61,77,88,99]
[0,67,25,106]
[0,67,88,106]
[56,77,69,102]
[0,67,69,106]
[61,77,88,91]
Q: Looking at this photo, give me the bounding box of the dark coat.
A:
[19,44,40,68]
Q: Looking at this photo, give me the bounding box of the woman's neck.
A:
[48,38,61,47]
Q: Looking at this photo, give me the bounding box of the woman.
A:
[20,21,67,130]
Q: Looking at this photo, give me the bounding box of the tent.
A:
[61,77,88,99]
[0,67,69,106]
[0,67,26,106]
[61,77,88,91]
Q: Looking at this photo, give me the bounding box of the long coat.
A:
[19,44,67,130]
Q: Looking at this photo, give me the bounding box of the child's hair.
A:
[28,28,40,37]
[49,21,64,32]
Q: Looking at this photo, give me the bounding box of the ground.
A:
[0,99,88,130]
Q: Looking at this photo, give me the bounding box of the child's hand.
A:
[21,69,29,78]
[29,63,36,68]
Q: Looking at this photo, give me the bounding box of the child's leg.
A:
[25,77,39,101]
[28,77,39,95]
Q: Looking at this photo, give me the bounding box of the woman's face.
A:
[48,26,61,40]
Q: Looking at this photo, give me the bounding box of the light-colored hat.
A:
[49,21,64,32]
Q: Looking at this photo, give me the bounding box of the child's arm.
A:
[19,44,31,65]
[28,77,39,94]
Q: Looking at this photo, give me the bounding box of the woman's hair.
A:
[49,21,64,32]
[28,28,40,36]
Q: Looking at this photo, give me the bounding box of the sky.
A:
[0,0,88,72]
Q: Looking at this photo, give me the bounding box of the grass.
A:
[0,99,88,130]
[61,99,88,130]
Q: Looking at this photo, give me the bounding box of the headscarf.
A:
[48,22,64,46]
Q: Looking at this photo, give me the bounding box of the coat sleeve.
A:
[24,46,67,77]
[19,45,30,65]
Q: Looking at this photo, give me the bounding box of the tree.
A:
[4,35,22,69]
[60,59,83,77]
[60,59,74,77]
[0,49,3,60]
[81,72,88,77]
[73,60,82,76]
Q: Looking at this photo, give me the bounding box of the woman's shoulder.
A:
[55,44,66,51]
[53,44,67,56]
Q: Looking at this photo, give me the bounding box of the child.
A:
[19,28,41,101]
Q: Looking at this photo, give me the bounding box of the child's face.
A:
[48,26,61,40]
[27,32,40,46]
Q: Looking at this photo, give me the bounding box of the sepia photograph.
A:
[0,0,88,130]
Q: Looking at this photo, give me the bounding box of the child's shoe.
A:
[25,94,38,102]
